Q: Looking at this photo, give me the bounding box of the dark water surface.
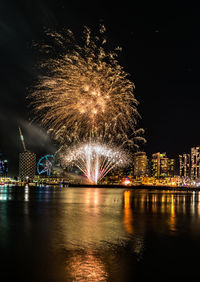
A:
[0,186,200,281]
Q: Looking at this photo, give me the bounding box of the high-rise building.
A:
[146,159,152,176]
[0,159,8,177]
[191,147,200,179]
[179,154,190,177]
[19,151,36,181]
[160,155,168,177]
[152,153,159,177]
[152,152,169,178]
[18,127,36,181]
[133,152,147,177]
[168,158,175,177]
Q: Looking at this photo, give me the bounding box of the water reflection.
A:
[0,186,12,201]
[24,184,29,202]
[169,194,176,231]
[54,188,127,250]
[124,191,134,235]
[1,187,200,280]
[66,251,108,281]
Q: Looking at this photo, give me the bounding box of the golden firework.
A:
[29,25,142,147]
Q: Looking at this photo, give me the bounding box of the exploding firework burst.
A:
[57,143,129,184]
[29,25,143,147]
[29,26,145,183]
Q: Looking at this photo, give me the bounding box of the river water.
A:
[0,186,200,281]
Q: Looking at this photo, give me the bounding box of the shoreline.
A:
[1,183,200,192]
[17,183,200,191]
[67,183,200,191]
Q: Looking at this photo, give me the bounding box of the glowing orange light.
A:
[123,178,131,186]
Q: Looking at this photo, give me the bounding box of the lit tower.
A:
[0,159,8,177]
[133,152,147,177]
[151,152,168,178]
[168,158,175,177]
[179,154,190,177]
[18,127,36,181]
[191,147,200,179]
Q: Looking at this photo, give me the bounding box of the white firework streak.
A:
[58,143,129,184]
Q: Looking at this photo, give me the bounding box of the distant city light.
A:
[123,178,131,186]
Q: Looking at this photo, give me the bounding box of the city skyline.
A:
[2,127,200,177]
[2,142,200,180]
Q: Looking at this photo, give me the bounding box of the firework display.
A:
[30,26,145,183]
[57,143,129,184]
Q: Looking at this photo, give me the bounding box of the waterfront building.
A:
[191,147,200,179]
[151,153,159,177]
[152,152,169,178]
[160,154,168,177]
[179,154,190,177]
[19,151,36,181]
[146,159,152,177]
[168,158,175,177]
[133,152,147,177]
[102,168,128,185]
[0,159,8,177]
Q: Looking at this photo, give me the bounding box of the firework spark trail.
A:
[57,143,129,184]
[30,26,145,182]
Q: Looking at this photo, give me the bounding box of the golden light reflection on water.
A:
[66,252,108,281]
[60,188,123,281]
[54,188,127,252]
[84,188,100,214]
[56,187,200,280]
[123,191,200,234]
[169,194,176,232]
[123,191,134,235]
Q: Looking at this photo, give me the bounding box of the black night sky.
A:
[0,1,200,176]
